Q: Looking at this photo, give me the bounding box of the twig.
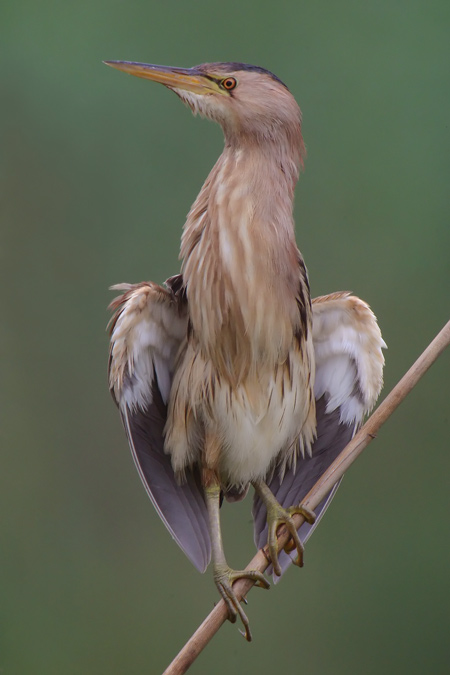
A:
[163,319,450,675]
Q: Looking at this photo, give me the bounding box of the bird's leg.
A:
[204,475,269,641]
[252,479,316,576]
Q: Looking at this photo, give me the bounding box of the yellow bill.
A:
[103,61,217,95]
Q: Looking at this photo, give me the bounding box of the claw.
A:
[253,480,317,577]
[268,503,316,575]
[213,564,270,641]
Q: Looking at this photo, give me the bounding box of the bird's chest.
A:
[184,228,302,383]
[181,157,304,374]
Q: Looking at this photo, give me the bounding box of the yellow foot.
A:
[213,564,270,641]
[267,502,316,576]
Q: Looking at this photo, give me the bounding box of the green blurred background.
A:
[1,1,449,673]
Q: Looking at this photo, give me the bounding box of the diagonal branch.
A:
[163,319,450,675]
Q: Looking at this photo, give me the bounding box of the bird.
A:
[105,60,386,641]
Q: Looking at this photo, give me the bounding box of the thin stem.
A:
[163,319,450,675]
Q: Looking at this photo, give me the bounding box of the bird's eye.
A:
[221,77,237,91]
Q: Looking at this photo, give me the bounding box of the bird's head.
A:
[105,60,304,157]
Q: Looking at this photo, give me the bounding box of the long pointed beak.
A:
[104,61,216,95]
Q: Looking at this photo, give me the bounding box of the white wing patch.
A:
[108,281,188,410]
[312,292,386,425]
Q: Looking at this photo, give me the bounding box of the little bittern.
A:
[106,60,385,640]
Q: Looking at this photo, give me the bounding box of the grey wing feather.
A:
[253,292,386,579]
[121,382,211,572]
[108,279,211,573]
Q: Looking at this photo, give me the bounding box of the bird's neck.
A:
[181,138,307,379]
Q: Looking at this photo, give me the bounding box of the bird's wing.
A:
[253,292,386,578]
[108,276,211,573]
